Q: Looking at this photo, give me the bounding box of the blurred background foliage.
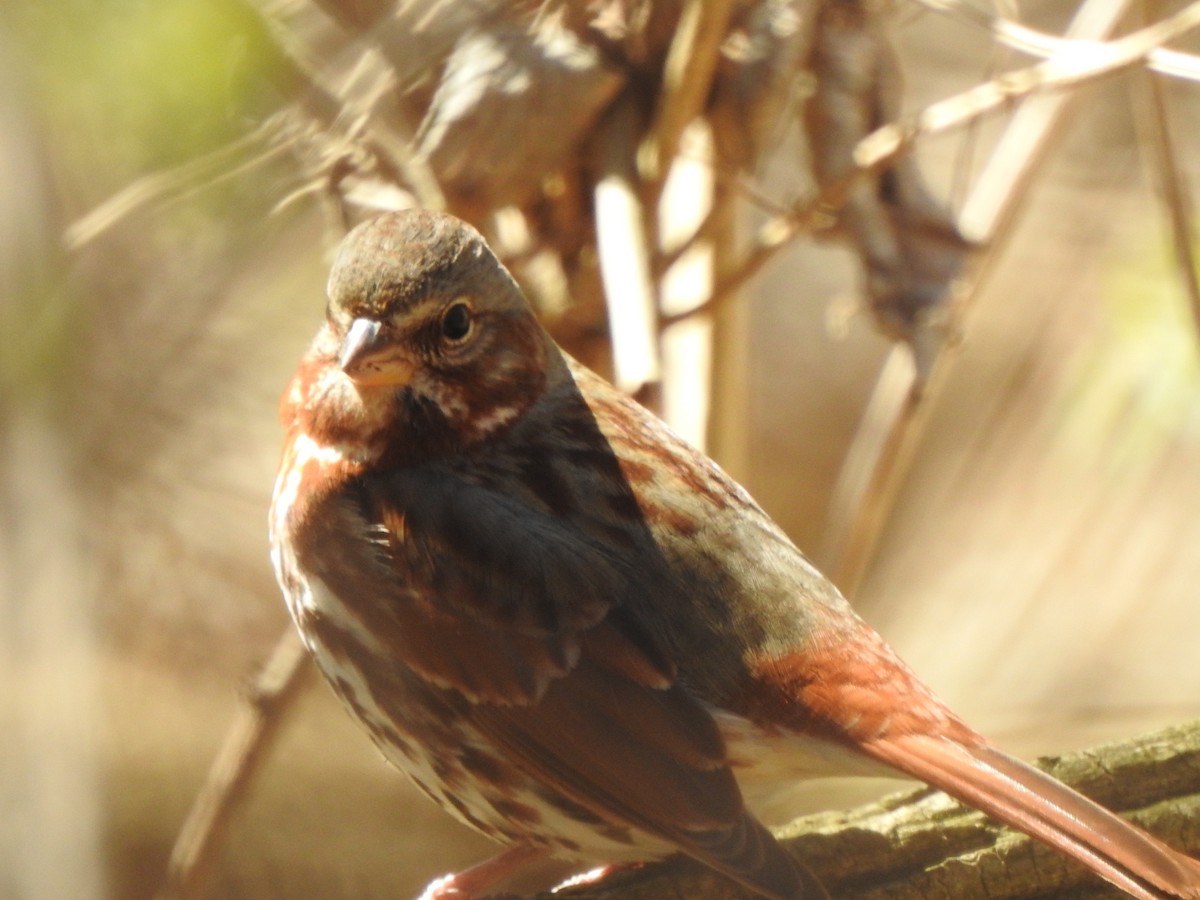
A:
[2,1,1199,899]
[1060,237,1200,465]
[12,0,286,181]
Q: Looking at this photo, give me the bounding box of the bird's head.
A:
[296,209,560,460]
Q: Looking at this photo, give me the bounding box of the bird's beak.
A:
[338,318,416,387]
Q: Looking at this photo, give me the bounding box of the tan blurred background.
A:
[2,1,1199,899]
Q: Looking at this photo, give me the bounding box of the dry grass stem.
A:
[912,0,1200,83]
[593,96,662,395]
[855,0,1200,175]
[154,630,312,900]
[638,0,736,189]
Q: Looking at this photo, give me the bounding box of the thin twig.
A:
[855,0,1200,178]
[911,0,1200,83]
[154,628,313,900]
[655,164,812,280]
[821,350,927,590]
[661,172,856,329]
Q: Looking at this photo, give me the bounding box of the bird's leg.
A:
[417,845,547,900]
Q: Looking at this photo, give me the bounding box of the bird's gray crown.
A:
[327,209,517,320]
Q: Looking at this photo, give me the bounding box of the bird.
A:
[269,208,1200,899]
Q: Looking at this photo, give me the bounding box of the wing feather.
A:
[292,467,824,897]
[475,657,827,900]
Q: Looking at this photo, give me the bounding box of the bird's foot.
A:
[416,845,545,900]
[549,865,617,892]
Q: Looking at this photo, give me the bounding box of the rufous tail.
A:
[863,734,1200,899]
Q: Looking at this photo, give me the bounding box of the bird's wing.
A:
[317,468,828,900]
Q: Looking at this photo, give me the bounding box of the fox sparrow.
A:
[270,209,1200,899]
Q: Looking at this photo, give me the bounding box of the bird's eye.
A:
[440,300,473,344]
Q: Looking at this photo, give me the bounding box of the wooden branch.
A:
[541,720,1200,900]
[154,629,313,900]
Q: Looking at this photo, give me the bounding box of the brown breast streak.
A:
[742,620,983,749]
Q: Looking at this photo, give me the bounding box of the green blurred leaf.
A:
[14,0,288,186]
[1058,233,1200,466]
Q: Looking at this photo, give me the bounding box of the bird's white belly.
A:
[713,708,901,827]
